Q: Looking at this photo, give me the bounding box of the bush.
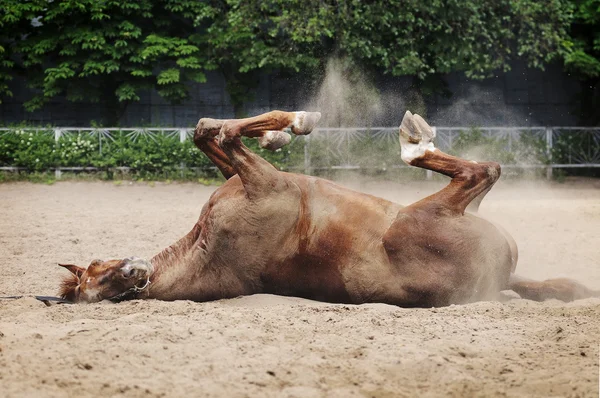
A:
[447,127,551,166]
[1,127,598,180]
[1,129,58,171]
[0,128,305,180]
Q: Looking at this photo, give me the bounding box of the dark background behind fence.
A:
[2,61,581,128]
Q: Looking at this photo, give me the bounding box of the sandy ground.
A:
[0,177,599,397]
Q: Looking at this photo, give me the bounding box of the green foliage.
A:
[449,128,549,165]
[0,0,211,123]
[301,133,402,171]
[564,0,600,78]
[0,0,573,119]
[513,132,551,165]
[2,127,598,181]
[561,0,600,124]
[241,137,294,170]
[448,129,600,178]
[551,130,600,165]
[57,134,101,167]
[200,0,570,80]
[0,130,58,171]
[450,129,516,164]
[0,129,215,178]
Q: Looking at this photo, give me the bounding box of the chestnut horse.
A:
[58,110,599,305]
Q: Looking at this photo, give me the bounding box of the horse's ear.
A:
[58,263,85,278]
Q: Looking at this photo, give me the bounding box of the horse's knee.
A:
[458,162,501,189]
[194,118,224,145]
[485,162,501,184]
[218,121,242,148]
[456,168,479,189]
[193,132,208,151]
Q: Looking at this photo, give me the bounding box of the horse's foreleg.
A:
[216,111,321,198]
[508,274,600,302]
[195,137,237,180]
[398,111,500,215]
[220,110,320,148]
[193,118,236,179]
[194,111,321,182]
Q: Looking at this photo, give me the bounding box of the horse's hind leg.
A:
[398,111,500,215]
[466,186,492,213]
[381,112,508,306]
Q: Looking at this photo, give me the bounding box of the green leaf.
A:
[157,68,180,85]
[176,57,202,69]
[115,83,140,102]
[564,49,600,78]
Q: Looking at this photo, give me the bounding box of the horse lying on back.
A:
[58,110,600,305]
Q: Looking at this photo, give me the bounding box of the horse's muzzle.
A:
[121,257,154,281]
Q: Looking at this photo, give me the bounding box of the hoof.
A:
[399,111,436,164]
[400,111,435,144]
[291,111,321,135]
[258,130,292,151]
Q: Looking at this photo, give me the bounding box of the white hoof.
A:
[399,111,436,164]
[291,111,321,135]
[258,130,292,151]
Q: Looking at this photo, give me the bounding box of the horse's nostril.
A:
[123,268,135,278]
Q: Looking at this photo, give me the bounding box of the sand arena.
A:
[0,178,599,397]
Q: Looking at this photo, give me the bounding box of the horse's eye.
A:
[98,275,109,285]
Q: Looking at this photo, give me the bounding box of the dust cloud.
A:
[305,58,384,127]
[431,84,536,127]
[429,84,547,174]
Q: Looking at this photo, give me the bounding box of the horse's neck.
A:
[148,223,203,299]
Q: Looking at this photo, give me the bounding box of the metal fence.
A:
[1,126,599,179]
[297,126,600,179]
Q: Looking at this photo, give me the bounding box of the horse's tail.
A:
[508,273,600,302]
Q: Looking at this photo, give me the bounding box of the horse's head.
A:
[58,257,154,303]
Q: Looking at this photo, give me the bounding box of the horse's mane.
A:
[59,274,79,300]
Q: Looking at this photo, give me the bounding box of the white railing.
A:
[1,126,599,179]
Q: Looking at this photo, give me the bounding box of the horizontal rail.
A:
[1,126,600,132]
[2,164,597,172]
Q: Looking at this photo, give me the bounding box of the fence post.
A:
[54,128,62,179]
[426,127,436,180]
[179,129,188,178]
[304,135,311,175]
[545,127,553,180]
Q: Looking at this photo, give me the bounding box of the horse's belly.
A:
[259,252,353,303]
